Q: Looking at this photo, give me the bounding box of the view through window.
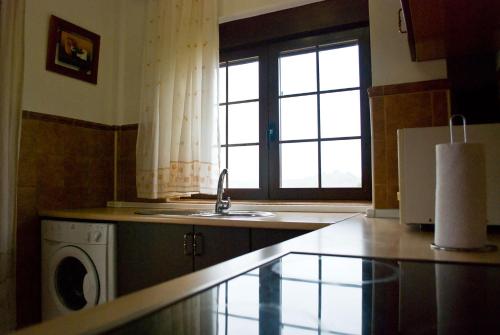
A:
[218,28,371,200]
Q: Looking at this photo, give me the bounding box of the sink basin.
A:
[193,210,274,218]
[134,209,204,216]
[134,209,274,217]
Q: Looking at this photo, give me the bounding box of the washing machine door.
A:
[49,246,100,313]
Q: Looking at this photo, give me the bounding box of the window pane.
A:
[219,66,227,103]
[319,45,359,91]
[227,275,259,318]
[320,90,360,138]
[228,145,259,188]
[219,106,226,145]
[282,280,318,329]
[281,142,318,188]
[279,52,316,95]
[321,140,361,188]
[228,102,259,144]
[321,286,362,334]
[280,95,317,141]
[228,61,258,102]
[220,147,227,171]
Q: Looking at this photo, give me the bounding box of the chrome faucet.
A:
[215,169,231,214]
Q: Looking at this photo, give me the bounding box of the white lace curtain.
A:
[0,0,24,332]
[136,0,220,199]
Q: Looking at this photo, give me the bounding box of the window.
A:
[219,28,371,200]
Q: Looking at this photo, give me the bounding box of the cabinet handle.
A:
[183,233,193,256]
[398,8,407,34]
[193,232,203,256]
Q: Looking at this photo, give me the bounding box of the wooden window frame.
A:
[220,27,371,201]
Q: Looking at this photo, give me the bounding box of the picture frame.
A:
[46,15,100,84]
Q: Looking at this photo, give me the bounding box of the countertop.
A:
[39,207,360,230]
[16,213,500,335]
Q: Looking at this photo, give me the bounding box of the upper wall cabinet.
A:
[401,0,500,61]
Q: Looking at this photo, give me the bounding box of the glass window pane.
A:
[280,95,317,141]
[219,106,226,145]
[321,140,361,188]
[220,147,227,172]
[279,52,317,95]
[228,61,259,102]
[320,90,360,138]
[319,45,359,91]
[281,254,319,281]
[281,142,318,188]
[219,66,226,103]
[227,275,259,318]
[282,280,318,329]
[228,145,259,188]
[321,286,362,334]
[228,102,259,144]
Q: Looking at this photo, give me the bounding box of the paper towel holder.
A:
[432,114,498,253]
[449,114,467,144]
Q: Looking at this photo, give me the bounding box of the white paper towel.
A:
[434,142,487,249]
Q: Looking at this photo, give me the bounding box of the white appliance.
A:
[42,220,116,320]
[398,123,500,225]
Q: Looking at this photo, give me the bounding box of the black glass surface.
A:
[107,253,500,335]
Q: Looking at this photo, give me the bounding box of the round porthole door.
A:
[48,246,100,313]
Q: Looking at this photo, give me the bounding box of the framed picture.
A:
[46,15,100,84]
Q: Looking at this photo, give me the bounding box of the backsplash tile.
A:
[369,80,450,209]
[16,112,114,327]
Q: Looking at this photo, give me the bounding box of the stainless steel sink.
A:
[193,210,274,217]
[134,209,204,216]
[134,209,274,217]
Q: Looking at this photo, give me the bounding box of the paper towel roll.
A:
[434,142,487,249]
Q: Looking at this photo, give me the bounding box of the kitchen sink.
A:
[193,210,274,217]
[134,209,274,217]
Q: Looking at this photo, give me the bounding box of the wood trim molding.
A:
[22,111,140,131]
[367,79,450,97]
[220,0,369,50]
[22,110,115,130]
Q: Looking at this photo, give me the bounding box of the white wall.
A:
[368,0,447,86]
[22,0,449,125]
[23,0,121,125]
[113,0,147,125]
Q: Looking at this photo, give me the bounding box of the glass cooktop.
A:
[107,253,500,335]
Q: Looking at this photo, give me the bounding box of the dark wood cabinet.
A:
[117,222,251,296]
[193,225,250,271]
[117,222,193,296]
[250,228,307,251]
[401,0,500,61]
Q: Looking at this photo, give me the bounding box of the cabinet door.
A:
[117,222,193,296]
[251,228,307,251]
[193,226,250,271]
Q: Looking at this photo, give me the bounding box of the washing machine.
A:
[41,220,116,320]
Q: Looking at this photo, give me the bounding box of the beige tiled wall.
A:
[369,80,450,209]
[16,112,114,327]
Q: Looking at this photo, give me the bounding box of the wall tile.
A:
[16,114,115,327]
[370,82,450,209]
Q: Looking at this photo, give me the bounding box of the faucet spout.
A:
[215,169,231,214]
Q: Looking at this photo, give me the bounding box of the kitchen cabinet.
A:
[117,222,250,296]
[400,0,500,61]
[250,228,307,251]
